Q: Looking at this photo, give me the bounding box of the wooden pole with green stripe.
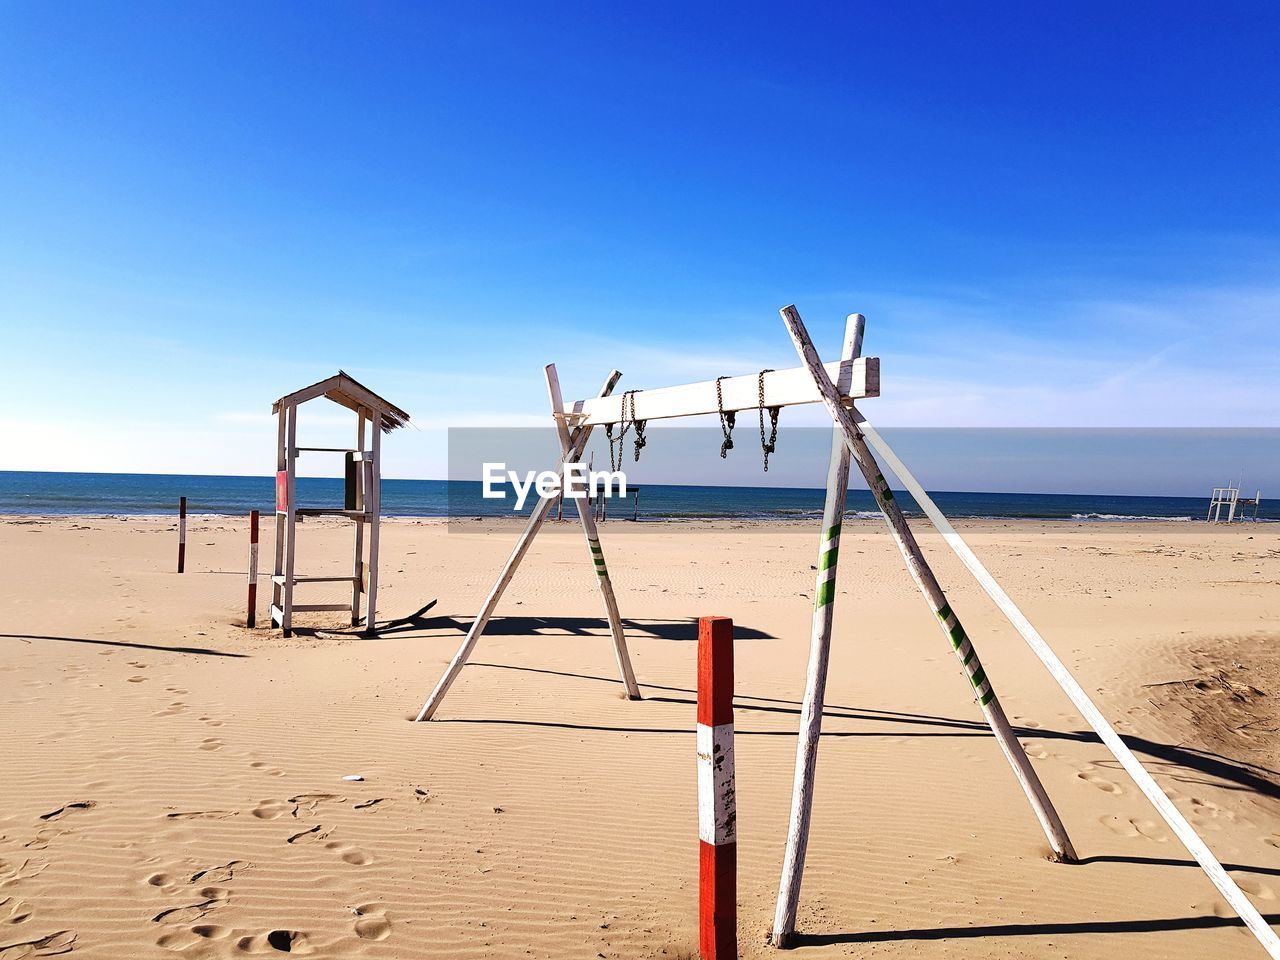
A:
[545,363,641,700]
[772,313,864,948]
[780,304,1077,871]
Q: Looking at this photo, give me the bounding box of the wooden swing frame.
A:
[411,306,1279,958]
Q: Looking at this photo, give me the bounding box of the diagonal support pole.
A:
[780,304,1077,866]
[545,363,641,700]
[772,312,864,947]
[854,413,1280,959]
[414,370,624,721]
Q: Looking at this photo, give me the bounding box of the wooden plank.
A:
[282,405,299,635]
[781,304,1078,866]
[364,414,382,634]
[544,363,641,700]
[291,603,354,613]
[295,508,370,518]
[246,510,259,628]
[561,356,878,426]
[272,409,287,619]
[854,410,1280,959]
[272,575,358,585]
[177,496,187,573]
[772,314,863,948]
[352,410,367,625]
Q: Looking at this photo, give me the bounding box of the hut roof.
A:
[271,371,410,432]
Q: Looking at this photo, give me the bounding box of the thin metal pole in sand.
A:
[853,412,1280,959]
[544,363,641,700]
[177,496,187,573]
[246,509,259,628]
[414,370,623,721]
[780,304,1077,866]
[771,312,864,947]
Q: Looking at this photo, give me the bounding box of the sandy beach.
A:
[2,515,1277,959]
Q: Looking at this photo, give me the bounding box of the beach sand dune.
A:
[1,516,1277,958]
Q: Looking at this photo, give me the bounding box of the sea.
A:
[1,471,1272,522]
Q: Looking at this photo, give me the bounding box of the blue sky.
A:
[1,3,1277,488]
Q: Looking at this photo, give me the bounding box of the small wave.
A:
[1070,513,1195,522]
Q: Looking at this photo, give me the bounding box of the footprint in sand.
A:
[152,887,229,925]
[324,841,373,866]
[1265,835,1280,849]
[1099,814,1169,842]
[153,701,188,718]
[352,904,391,941]
[157,923,233,951]
[166,810,237,821]
[289,794,346,815]
[198,738,224,752]
[251,800,296,821]
[189,862,245,884]
[24,827,68,850]
[127,676,148,683]
[235,929,314,954]
[0,929,76,956]
[198,716,224,728]
[39,802,96,822]
[166,687,189,695]
[0,896,33,924]
[0,858,48,887]
[1021,739,1050,760]
[285,825,332,845]
[248,761,285,778]
[1076,770,1124,795]
[1235,877,1276,901]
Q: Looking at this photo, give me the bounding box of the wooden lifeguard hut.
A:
[270,372,410,636]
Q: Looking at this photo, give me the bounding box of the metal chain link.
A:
[716,377,735,458]
[758,369,780,471]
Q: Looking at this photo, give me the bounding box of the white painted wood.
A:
[780,304,1077,865]
[365,414,382,634]
[544,363,641,700]
[282,404,299,635]
[561,357,878,426]
[272,409,286,625]
[415,370,624,722]
[352,410,366,625]
[292,603,354,613]
[854,412,1280,959]
[272,575,358,585]
[772,313,863,947]
[696,722,736,845]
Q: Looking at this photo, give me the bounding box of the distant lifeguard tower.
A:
[270,372,410,635]
[1207,483,1262,523]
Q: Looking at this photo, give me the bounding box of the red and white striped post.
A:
[246,510,260,627]
[697,615,736,960]
[177,496,187,573]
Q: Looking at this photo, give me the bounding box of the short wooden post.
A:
[698,616,736,960]
[177,496,187,573]
[246,510,259,627]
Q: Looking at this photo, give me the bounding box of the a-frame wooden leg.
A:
[414,370,623,721]
[781,304,1077,864]
[771,313,864,948]
[545,364,642,700]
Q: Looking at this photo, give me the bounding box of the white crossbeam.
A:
[560,357,878,426]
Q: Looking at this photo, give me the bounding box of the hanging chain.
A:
[607,391,646,471]
[715,377,736,458]
[758,369,780,471]
[628,392,647,462]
